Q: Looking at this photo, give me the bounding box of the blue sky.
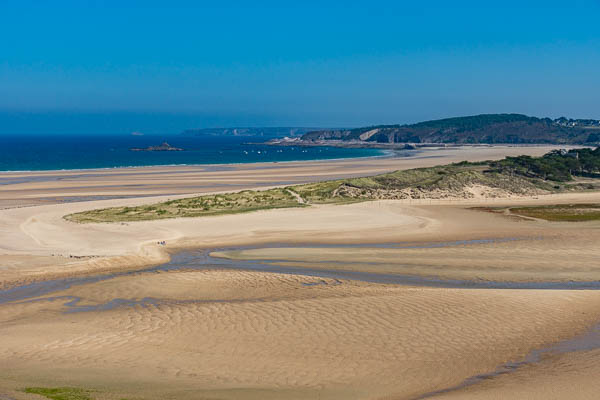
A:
[1,1,599,133]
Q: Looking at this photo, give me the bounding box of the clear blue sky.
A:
[1,1,599,134]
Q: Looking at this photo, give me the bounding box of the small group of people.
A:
[157,240,166,246]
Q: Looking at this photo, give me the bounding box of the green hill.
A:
[301,114,600,144]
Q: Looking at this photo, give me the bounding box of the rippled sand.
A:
[214,232,600,283]
[3,269,600,400]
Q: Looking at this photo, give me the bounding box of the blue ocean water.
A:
[0,134,385,171]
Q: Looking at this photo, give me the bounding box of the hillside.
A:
[301,114,600,145]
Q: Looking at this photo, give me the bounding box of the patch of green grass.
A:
[24,387,92,400]
[294,164,555,202]
[66,187,306,223]
[510,204,600,221]
[292,179,353,204]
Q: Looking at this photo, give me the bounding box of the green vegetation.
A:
[66,188,305,223]
[291,180,355,204]
[293,163,554,203]
[509,204,600,222]
[301,113,600,144]
[24,387,92,400]
[489,147,600,181]
[65,148,600,224]
[409,113,538,131]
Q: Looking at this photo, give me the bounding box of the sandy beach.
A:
[2,145,600,400]
[0,145,564,209]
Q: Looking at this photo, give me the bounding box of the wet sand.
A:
[2,264,600,400]
[0,145,564,209]
[1,145,600,399]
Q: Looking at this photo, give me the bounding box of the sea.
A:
[0,134,386,172]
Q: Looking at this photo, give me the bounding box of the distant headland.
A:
[266,114,600,148]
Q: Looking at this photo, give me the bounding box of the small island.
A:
[130,142,184,152]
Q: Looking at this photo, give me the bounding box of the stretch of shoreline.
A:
[0,144,573,287]
[0,145,569,209]
[2,144,600,400]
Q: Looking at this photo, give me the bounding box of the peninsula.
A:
[66,147,600,223]
[268,113,600,148]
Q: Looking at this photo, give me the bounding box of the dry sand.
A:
[0,145,565,209]
[1,145,600,399]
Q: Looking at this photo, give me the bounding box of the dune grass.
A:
[65,158,598,224]
[64,164,558,224]
[509,204,600,221]
[24,387,93,400]
[291,163,554,203]
[65,187,306,223]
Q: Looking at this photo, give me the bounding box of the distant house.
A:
[558,149,578,158]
